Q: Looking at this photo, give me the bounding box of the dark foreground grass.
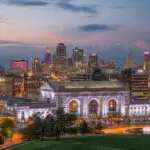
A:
[11,135,150,150]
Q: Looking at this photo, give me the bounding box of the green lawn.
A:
[11,135,150,150]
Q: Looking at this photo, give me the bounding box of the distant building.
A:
[10,60,28,72]
[88,53,98,68]
[69,74,91,81]
[129,98,149,117]
[73,47,84,67]
[0,97,56,124]
[43,47,51,65]
[56,43,66,57]
[124,52,137,69]
[0,76,13,97]
[130,72,149,100]
[91,68,107,81]
[26,76,45,100]
[98,60,117,69]
[32,57,41,74]
[123,68,149,100]
[143,51,150,72]
[13,76,25,97]
[53,43,67,69]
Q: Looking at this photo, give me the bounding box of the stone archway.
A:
[108,99,117,112]
[88,100,99,115]
[69,100,79,114]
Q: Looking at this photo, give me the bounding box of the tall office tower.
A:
[143,51,150,72]
[32,57,41,74]
[130,71,149,100]
[123,68,149,100]
[124,52,137,69]
[10,60,28,72]
[56,43,66,57]
[53,43,67,68]
[88,53,98,68]
[43,47,51,65]
[73,47,84,65]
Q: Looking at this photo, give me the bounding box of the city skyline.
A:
[0,0,150,68]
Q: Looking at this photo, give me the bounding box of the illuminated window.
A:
[108,99,117,111]
[89,100,98,115]
[69,101,78,113]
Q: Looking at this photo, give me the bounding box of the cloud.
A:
[57,2,98,14]
[78,24,119,32]
[0,40,45,47]
[110,6,127,9]
[1,0,49,6]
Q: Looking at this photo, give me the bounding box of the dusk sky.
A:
[0,0,150,68]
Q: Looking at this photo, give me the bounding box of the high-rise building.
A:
[73,47,84,65]
[124,52,137,69]
[43,47,51,65]
[123,68,149,100]
[32,57,41,74]
[53,43,67,68]
[143,51,150,72]
[56,43,66,57]
[10,60,28,72]
[88,53,98,68]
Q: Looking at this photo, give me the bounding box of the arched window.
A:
[89,100,98,115]
[108,99,117,111]
[69,101,78,113]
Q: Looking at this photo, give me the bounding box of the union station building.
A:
[40,80,130,118]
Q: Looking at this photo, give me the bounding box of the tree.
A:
[44,114,55,137]
[33,116,43,139]
[54,108,66,140]
[54,122,62,140]
[80,120,89,135]
[1,119,15,137]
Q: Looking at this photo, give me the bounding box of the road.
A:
[102,125,147,134]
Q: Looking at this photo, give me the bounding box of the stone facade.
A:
[40,81,130,118]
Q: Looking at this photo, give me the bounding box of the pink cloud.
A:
[1,25,150,49]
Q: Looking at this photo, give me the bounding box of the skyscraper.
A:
[73,47,84,64]
[143,51,150,72]
[32,57,41,74]
[53,43,67,68]
[124,52,137,69]
[43,47,51,65]
[56,43,66,57]
[88,53,98,68]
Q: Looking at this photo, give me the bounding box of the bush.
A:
[1,119,15,137]
[65,127,78,135]
[79,120,90,134]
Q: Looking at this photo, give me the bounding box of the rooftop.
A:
[47,80,128,92]
[1,97,36,104]
[14,102,56,109]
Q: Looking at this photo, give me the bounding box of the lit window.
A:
[89,100,98,115]
[69,101,78,113]
[108,99,117,111]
